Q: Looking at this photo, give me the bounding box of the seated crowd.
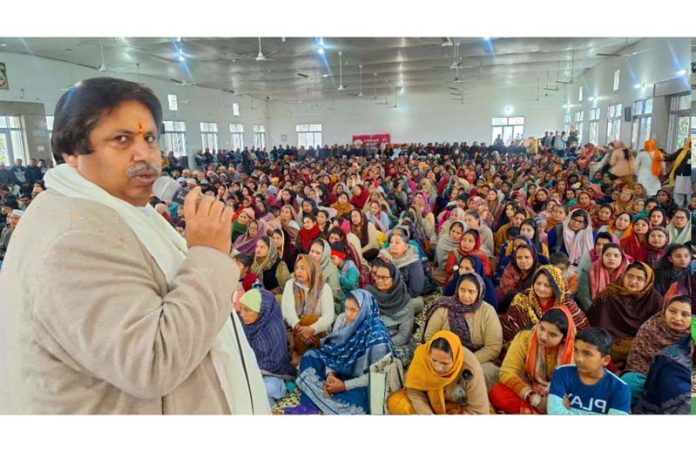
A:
[1,136,693,415]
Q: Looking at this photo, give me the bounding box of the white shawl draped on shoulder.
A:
[44,164,270,414]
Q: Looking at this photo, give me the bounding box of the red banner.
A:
[352,133,391,147]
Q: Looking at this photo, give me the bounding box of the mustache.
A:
[126,162,162,179]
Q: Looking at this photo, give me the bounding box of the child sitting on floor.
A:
[548,328,631,415]
[330,242,360,313]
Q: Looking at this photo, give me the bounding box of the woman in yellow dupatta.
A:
[387,331,489,415]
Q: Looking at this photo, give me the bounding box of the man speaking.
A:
[0,77,269,414]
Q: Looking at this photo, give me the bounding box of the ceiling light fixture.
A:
[677,69,687,77]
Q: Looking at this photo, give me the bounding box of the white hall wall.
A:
[0,50,269,164]
[266,86,562,147]
[266,37,692,149]
[1,37,690,162]
[556,37,691,149]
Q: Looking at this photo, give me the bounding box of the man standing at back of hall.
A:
[0,77,269,414]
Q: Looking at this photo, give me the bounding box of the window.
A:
[607,103,622,143]
[253,124,266,149]
[490,117,525,145]
[168,94,178,111]
[232,103,240,116]
[230,123,244,150]
[200,121,219,152]
[573,111,584,143]
[46,115,54,142]
[588,107,600,144]
[0,115,28,165]
[613,70,620,91]
[296,123,323,148]
[563,113,572,134]
[667,93,691,151]
[578,86,583,102]
[162,120,187,157]
[631,99,653,149]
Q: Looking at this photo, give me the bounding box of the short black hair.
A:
[51,77,163,164]
[234,253,254,268]
[575,328,612,356]
[550,252,569,267]
[330,241,346,254]
[328,226,347,240]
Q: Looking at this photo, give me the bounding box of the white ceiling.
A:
[0,37,645,101]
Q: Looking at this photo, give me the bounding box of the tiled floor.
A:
[271,290,442,414]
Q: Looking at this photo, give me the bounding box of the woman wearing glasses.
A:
[365,259,416,367]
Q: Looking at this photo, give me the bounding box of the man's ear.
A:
[601,355,611,367]
[62,153,78,168]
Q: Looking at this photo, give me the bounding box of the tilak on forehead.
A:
[137,123,144,136]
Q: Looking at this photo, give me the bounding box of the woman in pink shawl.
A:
[588,243,632,300]
[548,209,594,268]
[233,219,265,256]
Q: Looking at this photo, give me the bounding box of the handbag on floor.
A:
[368,353,405,415]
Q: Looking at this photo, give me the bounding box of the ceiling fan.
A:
[372,72,379,99]
[596,49,648,58]
[169,78,200,87]
[253,37,280,62]
[387,87,399,108]
[337,51,347,91]
[543,70,559,91]
[256,38,269,61]
[87,37,139,73]
[358,64,364,97]
[450,67,466,84]
[346,64,364,97]
[554,55,575,85]
[524,79,542,101]
[432,41,468,70]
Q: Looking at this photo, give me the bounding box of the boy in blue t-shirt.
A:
[548,328,631,415]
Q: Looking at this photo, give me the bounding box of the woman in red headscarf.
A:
[620,217,650,263]
[445,229,493,281]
